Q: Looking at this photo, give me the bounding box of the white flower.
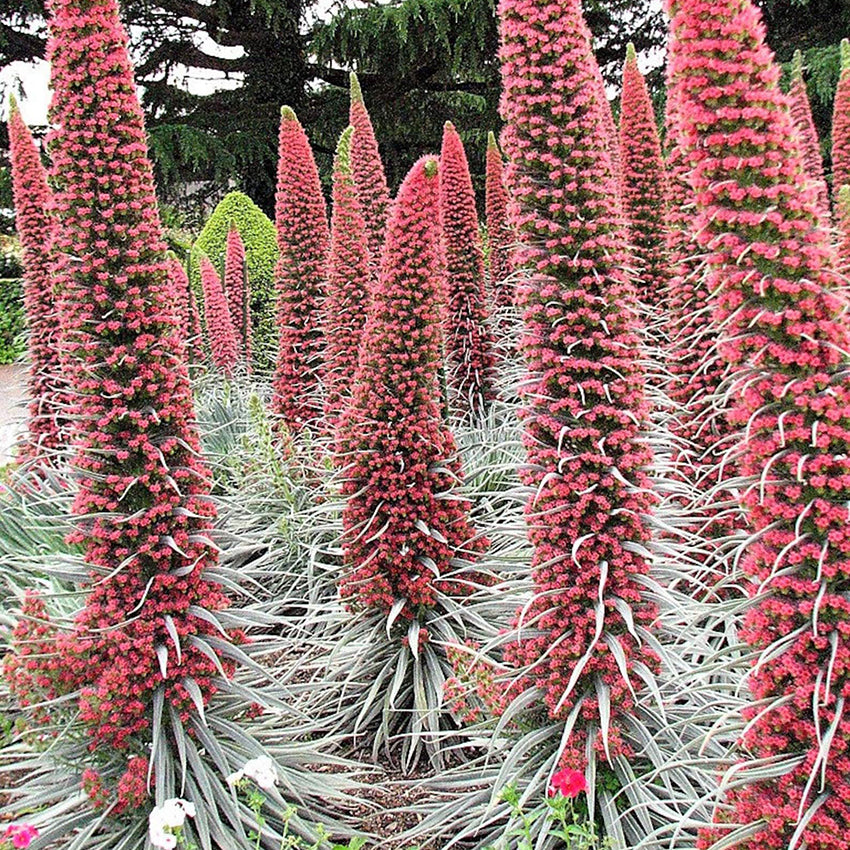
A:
[226,768,245,787]
[148,798,196,849]
[240,756,278,790]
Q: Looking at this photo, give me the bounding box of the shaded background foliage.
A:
[0,0,846,216]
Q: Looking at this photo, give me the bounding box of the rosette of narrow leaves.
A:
[7,96,65,463]
[618,43,670,306]
[500,0,659,784]
[199,255,239,377]
[439,122,496,416]
[485,131,514,307]
[323,126,371,433]
[335,156,487,767]
[224,224,252,366]
[832,39,850,195]
[349,72,392,277]
[668,1,850,847]
[788,50,830,217]
[271,106,329,433]
[2,0,353,844]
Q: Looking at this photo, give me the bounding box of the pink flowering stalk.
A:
[618,43,670,306]
[42,0,235,763]
[788,50,830,218]
[439,121,496,416]
[271,106,329,432]
[499,0,659,772]
[167,257,203,364]
[832,39,850,195]
[349,72,392,278]
[837,184,850,274]
[338,156,484,619]
[323,126,371,433]
[224,224,252,366]
[7,96,65,463]
[668,1,850,847]
[199,255,239,377]
[485,131,514,307]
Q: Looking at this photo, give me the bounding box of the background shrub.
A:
[190,191,278,370]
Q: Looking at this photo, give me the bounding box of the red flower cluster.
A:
[224,224,252,367]
[832,39,850,195]
[498,0,659,770]
[439,121,496,416]
[271,106,329,432]
[7,97,65,463]
[618,43,670,306]
[338,157,485,619]
[3,824,39,849]
[443,641,510,725]
[167,257,204,364]
[26,0,236,777]
[323,126,371,433]
[549,768,587,799]
[199,255,239,377]
[788,51,830,218]
[668,1,850,847]
[349,73,392,279]
[485,131,514,308]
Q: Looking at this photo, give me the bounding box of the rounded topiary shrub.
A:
[190,191,278,370]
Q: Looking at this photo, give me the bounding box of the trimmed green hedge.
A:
[190,192,279,371]
[0,278,26,364]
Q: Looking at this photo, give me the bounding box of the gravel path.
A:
[0,364,28,466]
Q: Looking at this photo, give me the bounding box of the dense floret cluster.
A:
[439,122,496,416]
[271,107,330,432]
[669,1,850,846]
[338,156,484,619]
[199,255,239,377]
[499,0,659,770]
[224,225,251,366]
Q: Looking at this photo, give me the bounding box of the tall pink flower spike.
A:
[349,73,392,281]
[323,126,371,435]
[618,42,670,306]
[271,106,330,433]
[338,156,485,619]
[41,0,235,769]
[832,39,850,196]
[485,131,514,308]
[224,223,252,367]
[199,255,239,377]
[7,96,66,464]
[499,0,659,772]
[439,121,496,416]
[668,1,850,847]
[788,50,830,219]
[167,257,204,364]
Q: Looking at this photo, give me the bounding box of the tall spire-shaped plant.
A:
[349,73,392,278]
[199,255,239,377]
[838,184,850,274]
[832,39,850,194]
[618,42,670,306]
[439,121,496,416]
[339,154,482,618]
[39,0,239,811]
[789,50,830,216]
[323,126,371,432]
[485,131,513,308]
[224,223,251,366]
[271,106,329,432]
[167,256,204,363]
[668,1,850,847]
[7,96,65,462]
[337,155,486,766]
[499,0,658,777]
